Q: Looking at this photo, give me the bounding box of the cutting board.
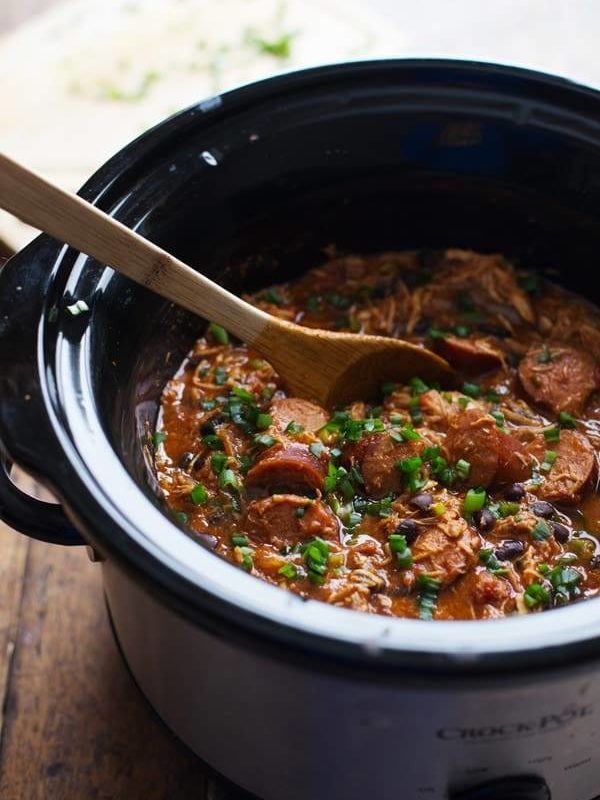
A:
[0,0,402,251]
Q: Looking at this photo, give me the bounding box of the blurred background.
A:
[2,0,600,252]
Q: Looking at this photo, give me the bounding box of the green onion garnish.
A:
[388,534,413,568]
[255,412,272,430]
[544,427,560,443]
[531,520,551,541]
[209,322,229,344]
[278,562,297,579]
[190,483,208,505]
[409,377,429,396]
[524,582,550,608]
[285,420,305,435]
[254,433,276,448]
[210,452,228,474]
[463,488,486,515]
[219,469,240,492]
[417,574,442,620]
[558,411,576,429]
[152,431,167,448]
[479,548,508,576]
[462,382,481,398]
[231,533,249,547]
[490,409,505,428]
[455,458,471,480]
[202,434,223,450]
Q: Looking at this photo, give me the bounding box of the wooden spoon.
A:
[0,152,452,406]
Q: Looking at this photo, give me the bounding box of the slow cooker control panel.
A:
[451,775,551,800]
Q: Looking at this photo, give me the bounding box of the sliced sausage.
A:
[411,511,480,587]
[495,431,532,484]
[518,344,599,414]
[472,571,513,607]
[526,430,597,504]
[269,397,329,433]
[434,335,503,374]
[345,434,424,498]
[246,444,326,493]
[445,408,532,487]
[246,495,339,547]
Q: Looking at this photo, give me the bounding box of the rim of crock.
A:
[34,59,600,675]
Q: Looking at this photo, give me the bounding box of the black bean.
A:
[550,521,570,544]
[504,483,525,501]
[473,508,496,533]
[395,518,419,545]
[589,555,600,570]
[409,492,433,512]
[531,500,555,518]
[200,414,224,436]
[179,451,196,469]
[494,539,525,561]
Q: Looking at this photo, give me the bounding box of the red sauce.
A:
[154,249,600,620]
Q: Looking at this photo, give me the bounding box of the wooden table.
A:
[0,5,249,798]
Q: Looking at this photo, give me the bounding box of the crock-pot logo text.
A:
[437,704,594,742]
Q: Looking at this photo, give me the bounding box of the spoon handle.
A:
[0,152,271,342]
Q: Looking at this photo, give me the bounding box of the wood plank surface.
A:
[0,539,251,800]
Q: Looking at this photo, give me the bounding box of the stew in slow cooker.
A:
[154,249,600,620]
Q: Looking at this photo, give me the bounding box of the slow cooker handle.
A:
[0,456,83,545]
[0,236,85,546]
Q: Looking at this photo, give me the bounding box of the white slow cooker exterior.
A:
[104,561,600,800]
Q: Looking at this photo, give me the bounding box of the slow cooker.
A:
[1,60,600,800]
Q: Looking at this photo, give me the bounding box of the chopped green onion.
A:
[285,420,305,435]
[255,412,272,430]
[190,483,208,505]
[219,469,240,492]
[417,575,442,620]
[399,425,422,441]
[213,366,228,385]
[254,433,276,448]
[454,325,470,338]
[497,500,520,518]
[558,411,576,429]
[210,452,228,474]
[231,533,249,547]
[302,537,330,585]
[388,534,413,568]
[238,547,254,572]
[409,397,423,425]
[462,382,481,398]
[296,506,307,518]
[389,430,404,444]
[397,455,423,473]
[485,390,502,403]
[479,548,508,576]
[249,31,296,58]
[309,442,325,458]
[490,409,505,428]
[455,458,471,480]
[463,488,487,515]
[409,377,429,396]
[390,413,404,425]
[201,399,217,411]
[152,431,167,448]
[381,382,397,396]
[209,322,229,344]
[524,582,550,608]
[458,396,470,410]
[278,562,297,579]
[175,511,188,525]
[544,427,560,443]
[531,520,551,541]
[540,450,557,473]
